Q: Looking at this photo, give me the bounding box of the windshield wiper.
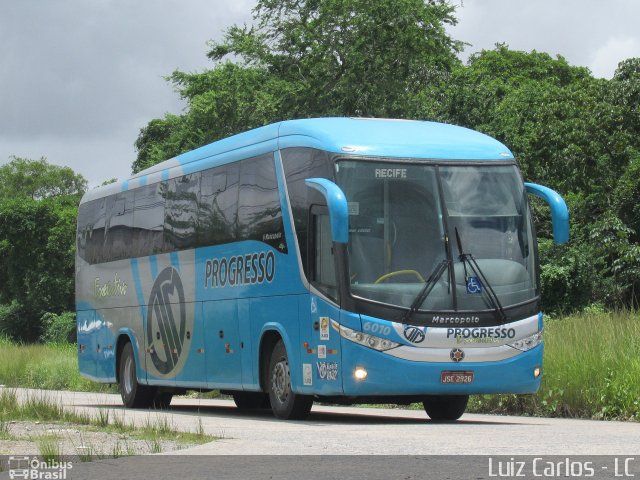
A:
[402,259,449,324]
[454,227,507,323]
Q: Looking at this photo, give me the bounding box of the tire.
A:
[119,342,155,408]
[423,395,469,422]
[232,392,271,410]
[267,340,313,420]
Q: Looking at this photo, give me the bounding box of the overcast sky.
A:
[1,0,639,187]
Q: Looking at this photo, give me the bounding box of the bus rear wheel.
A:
[119,342,155,408]
[423,395,469,422]
[267,340,313,420]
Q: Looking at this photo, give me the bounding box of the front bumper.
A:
[341,339,543,396]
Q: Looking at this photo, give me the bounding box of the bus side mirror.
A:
[524,182,569,244]
[305,178,349,244]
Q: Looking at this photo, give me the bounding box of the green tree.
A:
[134,66,289,172]
[609,57,640,137]
[0,156,86,200]
[614,155,640,243]
[210,0,462,117]
[0,158,85,341]
[610,58,640,244]
[133,0,463,172]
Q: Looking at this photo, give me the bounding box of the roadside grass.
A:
[0,337,115,392]
[0,413,11,439]
[87,411,213,445]
[468,310,640,420]
[0,389,215,452]
[35,434,63,463]
[0,388,89,424]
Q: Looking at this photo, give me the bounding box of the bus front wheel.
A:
[267,340,313,420]
[423,395,469,422]
[119,342,155,408]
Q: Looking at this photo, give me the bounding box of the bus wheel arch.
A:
[266,339,313,420]
[258,330,282,392]
[117,339,155,408]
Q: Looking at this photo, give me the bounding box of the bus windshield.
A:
[335,160,537,314]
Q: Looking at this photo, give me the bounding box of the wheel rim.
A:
[123,355,134,396]
[271,359,290,404]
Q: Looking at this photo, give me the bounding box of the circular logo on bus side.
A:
[147,266,186,375]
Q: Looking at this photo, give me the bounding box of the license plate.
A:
[440,371,474,384]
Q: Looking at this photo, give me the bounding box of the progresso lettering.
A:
[204,251,276,288]
[446,327,516,340]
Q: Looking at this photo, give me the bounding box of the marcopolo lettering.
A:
[204,250,276,288]
[446,327,516,340]
[375,168,407,179]
[432,315,480,325]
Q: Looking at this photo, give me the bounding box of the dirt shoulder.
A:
[0,420,210,458]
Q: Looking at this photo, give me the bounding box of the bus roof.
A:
[83,118,514,203]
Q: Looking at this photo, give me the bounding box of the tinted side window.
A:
[77,199,105,263]
[105,191,134,262]
[311,211,338,301]
[281,148,333,277]
[77,203,89,262]
[164,173,200,252]
[198,164,239,246]
[90,198,107,264]
[133,183,164,257]
[238,154,287,252]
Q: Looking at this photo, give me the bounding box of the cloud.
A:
[1,133,136,187]
[450,0,640,78]
[0,0,254,185]
[589,37,640,78]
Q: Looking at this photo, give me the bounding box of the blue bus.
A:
[76,118,568,420]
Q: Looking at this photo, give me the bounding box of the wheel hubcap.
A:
[272,360,290,404]
[123,356,133,395]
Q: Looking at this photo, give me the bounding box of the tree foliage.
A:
[0,157,85,341]
[0,156,86,200]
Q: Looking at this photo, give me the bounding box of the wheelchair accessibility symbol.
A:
[466,276,482,294]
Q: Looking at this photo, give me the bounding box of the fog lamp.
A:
[354,367,368,381]
[534,367,541,378]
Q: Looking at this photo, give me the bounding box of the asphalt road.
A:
[8,388,639,456]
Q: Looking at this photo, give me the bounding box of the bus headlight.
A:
[508,330,543,352]
[338,324,399,352]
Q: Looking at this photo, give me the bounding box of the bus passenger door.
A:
[304,209,343,395]
[203,300,243,388]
